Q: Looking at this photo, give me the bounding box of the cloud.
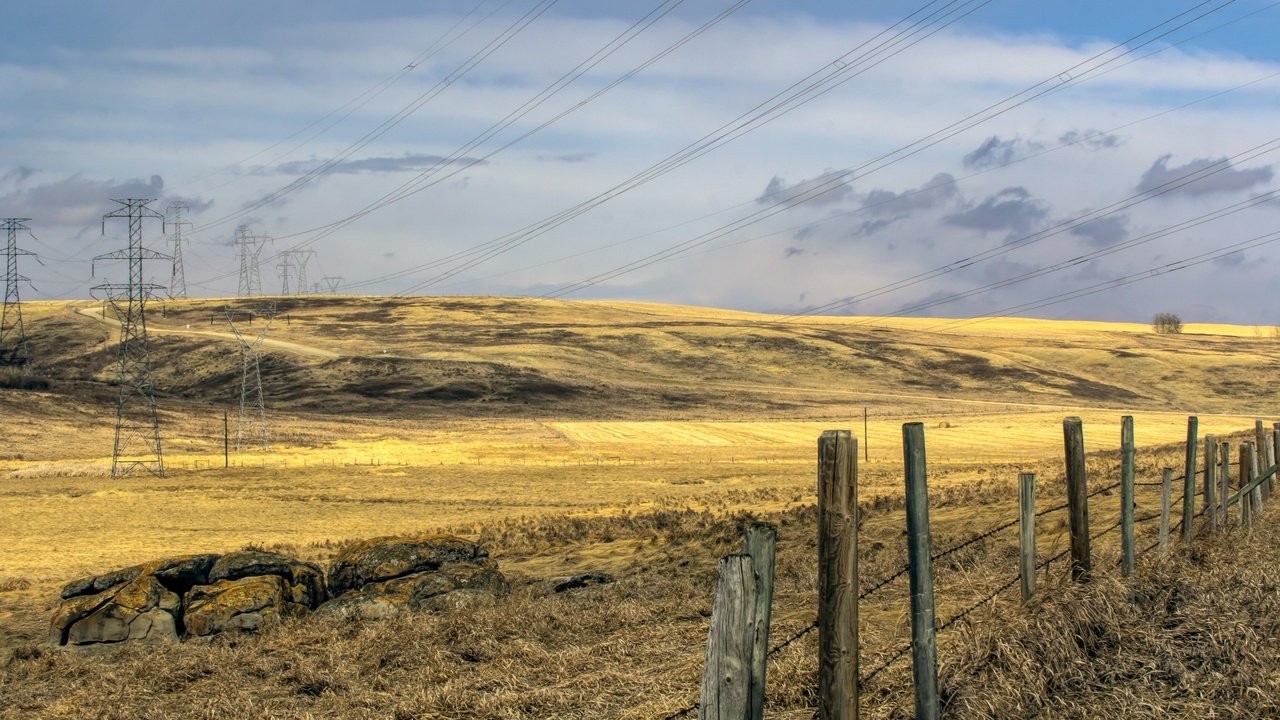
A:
[1069,214,1129,247]
[783,246,805,258]
[963,136,1032,170]
[1137,154,1274,196]
[757,170,852,208]
[1059,129,1121,151]
[1,166,36,187]
[267,153,487,176]
[841,173,961,237]
[537,152,597,163]
[0,173,166,226]
[944,187,1049,235]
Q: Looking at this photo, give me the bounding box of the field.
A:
[2,296,1279,718]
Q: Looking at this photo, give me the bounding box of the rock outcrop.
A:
[50,536,506,649]
[317,534,508,620]
[51,550,325,649]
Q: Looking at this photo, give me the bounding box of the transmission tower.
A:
[293,250,315,295]
[225,305,275,452]
[322,276,344,294]
[234,225,271,297]
[92,199,171,478]
[0,218,36,366]
[276,252,294,295]
[165,202,191,298]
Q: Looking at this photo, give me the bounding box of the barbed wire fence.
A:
[659,417,1275,719]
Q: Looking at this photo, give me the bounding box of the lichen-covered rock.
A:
[59,554,218,600]
[318,535,506,620]
[327,534,489,597]
[184,575,308,637]
[209,550,327,608]
[54,575,182,647]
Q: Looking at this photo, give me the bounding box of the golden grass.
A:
[3,296,1280,717]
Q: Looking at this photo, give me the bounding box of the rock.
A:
[60,554,219,600]
[67,603,138,644]
[59,576,180,646]
[209,550,327,608]
[327,534,489,596]
[184,575,307,637]
[318,536,507,620]
[126,608,179,644]
[49,589,114,646]
[552,572,615,593]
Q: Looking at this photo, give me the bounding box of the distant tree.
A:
[1152,312,1183,334]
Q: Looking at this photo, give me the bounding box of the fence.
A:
[665,415,1280,719]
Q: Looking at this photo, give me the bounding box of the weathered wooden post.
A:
[1265,437,1278,519]
[1063,417,1091,581]
[1158,468,1172,552]
[1240,442,1254,529]
[743,523,776,720]
[1182,416,1198,544]
[1019,472,1037,601]
[1120,416,1136,576]
[817,431,857,720]
[699,555,758,720]
[903,422,939,720]
[1256,421,1270,503]
[1272,423,1280,496]
[1204,434,1218,532]
[1247,440,1262,515]
[1221,442,1235,527]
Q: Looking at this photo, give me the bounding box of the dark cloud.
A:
[962,136,1045,170]
[1,166,36,186]
[269,153,486,176]
[165,194,215,215]
[537,152,596,163]
[757,170,852,208]
[0,173,165,226]
[1137,154,1274,196]
[1214,251,1247,267]
[944,187,1049,235]
[1069,214,1129,247]
[783,246,805,258]
[845,173,960,237]
[1059,129,1121,151]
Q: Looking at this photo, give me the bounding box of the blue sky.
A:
[4,0,1280,323]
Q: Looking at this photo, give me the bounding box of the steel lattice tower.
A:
[293,250,315,295]
[226,305,275,452]
[0,218,36,366]
[234,225,271,297]
[92,199,171,478]
[276,252,294,295]
[165,202,191,298]
[322,276,344,294]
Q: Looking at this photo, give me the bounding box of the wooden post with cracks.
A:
[699,555,757,720]
[743,523,776,720]
[1182,416,1198,544]
[1019,472,1036,601]
[1158,468,1172,553]
[1204,434,1218,533]
[1120,416,1136,577]
[817,431,857,720]
[1256,421,1270,503]
[1064,417,1091,581]
[903,423,939,720]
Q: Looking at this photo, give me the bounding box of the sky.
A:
[3,0,1280,324]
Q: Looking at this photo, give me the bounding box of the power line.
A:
[538,0,1242,300]
[189,0,559,238]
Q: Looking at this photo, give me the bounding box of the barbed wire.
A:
[768,619,819,657]
[860,640,913,686]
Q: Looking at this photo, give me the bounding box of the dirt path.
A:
[72,307,343,359]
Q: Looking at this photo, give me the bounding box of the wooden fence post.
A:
[817,431,857,720]
[1120,416,1136,577]
[1256,421,1270,503]
[1247,440,1262,516]
[903,423,939,720]
[699,555,758,720]
[1158,468,1172,553]
[1272,423,1280,496]
[1204,434,1218,533]
[743,523,777,720]
[1019,472,1036,601]
[1063,417,1091,581]
[1182,416,1198,544]
[1221,442,1235,527]
[1240,442,1254,529]
[1265,436,1278,519]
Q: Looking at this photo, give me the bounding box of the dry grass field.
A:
[2,296,1279,718]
